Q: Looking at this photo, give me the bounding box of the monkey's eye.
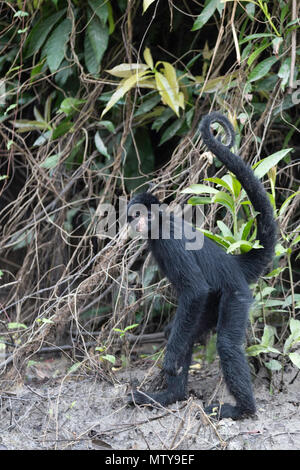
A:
[128,211,140,222]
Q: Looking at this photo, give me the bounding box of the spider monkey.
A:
[127,112,277,420]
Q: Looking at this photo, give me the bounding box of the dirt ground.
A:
[0,354,300,451]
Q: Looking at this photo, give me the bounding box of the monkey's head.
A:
[127,192,161,236]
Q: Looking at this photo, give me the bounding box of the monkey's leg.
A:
[128,343,193,407]
[205,290,256,420]
[128,290,209,407]
[163,290,209,377]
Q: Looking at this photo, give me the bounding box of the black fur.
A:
[127,112,277,420]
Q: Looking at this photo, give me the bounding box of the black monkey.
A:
[127,112,277,420]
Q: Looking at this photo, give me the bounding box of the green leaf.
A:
[159,118,184,145]
[107,1,115,34]
[200,229,230,249]
[247,41,271,67]
[264,299,285,307]
[12,120,49,132]
[36,318,54,324]
[7,322,27,330]
[246,344,280,357]
[224,175,241,198]
[152,108,173,131]
[84,32,97,75]
[88,0,109,23]
[263,267,286,278]
[246,344,269,357]
[30,59,46,82]
[113,328,123,334]
[288,353,300,369]
[52,121,73,140]
[182,184,218,195]
[68,362,82,373]
[253,149,293,179]
[95,131,110,158]
[43,18,72,73]
[144,47,154,69]
[278,58,291,89]
[33,131,51,147]
[213,191,235,213]
[185,108,194,128]
[134,94,161,117]
[124,323,139,332]
[245,2,255,18]
[289,318,300,337]
[248,56,278,83]
[55,60,74,86]
[44,94,53,122]
[98,120,115,133]
[5,104,17,116]
[143,0,157,14]
[14,10,29,18]
[226,240,253,254]
[252,148,293,178]
[239,33,276,45]
[261,325,276,347]
[106,63,149,78]
[291,234,300,247]
[101,70,148,117]
[217,221,233,238]
[187,196,212,205]
[155,71,180,116]
[265,360,282,371]
[279,191,300,216]
[275,243,287,256]
[32,107,43,121]
[59,97,85,116]
[102,354,116,364]
[24,9,67,58]
[240,219,255,240]
[160,61,183,110]
[284,335,293,355]
[255,287,276,300]
[272,37,283,55]
[87,15,109,73]
[191,0,222,31]
[11,229,33,250]
[40,153,62,169]
[204,177,233,194]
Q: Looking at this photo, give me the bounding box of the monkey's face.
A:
[127,205,157,236]
[127,192,161,238]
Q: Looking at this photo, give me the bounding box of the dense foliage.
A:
[0,0,299,382]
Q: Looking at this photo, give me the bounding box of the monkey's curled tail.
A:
[200,112,277,283]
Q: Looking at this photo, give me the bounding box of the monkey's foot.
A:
[204,402,256,420]
[127,389,185,407]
